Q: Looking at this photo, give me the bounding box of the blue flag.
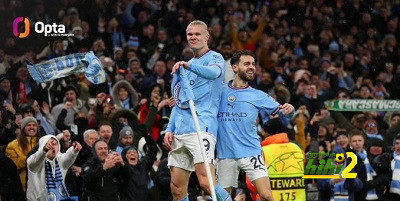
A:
[171,66,194,109]
[27,51,106,84]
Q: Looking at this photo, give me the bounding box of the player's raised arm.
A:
[187,55,224,80]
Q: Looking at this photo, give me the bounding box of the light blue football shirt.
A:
[166,50,225,138]
[217,82,294,159]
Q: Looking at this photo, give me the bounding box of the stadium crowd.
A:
[1,0,400,200]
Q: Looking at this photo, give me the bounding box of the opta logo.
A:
[13,17,30,38]
[12,17,72,38]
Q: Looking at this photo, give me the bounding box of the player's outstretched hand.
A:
[280,103,293,115]
[163,132,174,151]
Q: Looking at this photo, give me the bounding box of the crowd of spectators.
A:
[1,0,400,200]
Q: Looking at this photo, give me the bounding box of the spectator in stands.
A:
[48,40,66,59]
[386,135,400,200]
[316,146,363,201]
[51,85,87,131]
[27,99,56,135]
[350,130,388,201]
[334,131,350,152]
[0,149,25,201]
[81,140,127,201]
[0,107,14,146]
[65,129,99,199]
[137,83,170,142]
[0,74,17,110]
[108,106,157,150]
[6,116,43,191]
[139,60,171,97]
[127,57,145,91]
[11,64,36,104]
[120,134,157,201]
[229,12,267,52]
[26,135,82,201]
[98,122,113,145]
[116,126,135,154]
[363,119,384,141]
[111,80,138,110]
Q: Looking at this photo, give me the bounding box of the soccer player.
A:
[216,50,295,201]
[163,20,231,201]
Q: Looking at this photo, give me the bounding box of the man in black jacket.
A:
[0,150,26,201]
[121,134,157,201]
[64,129,99,199]
[81,139,127,201]
[348,130,391,201]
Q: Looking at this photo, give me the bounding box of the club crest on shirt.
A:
[173,81,190,109]
[228,94,236,102]
[59,185,67,196]
[47,192,56,201]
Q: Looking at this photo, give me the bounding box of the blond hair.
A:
[187,20,208,33]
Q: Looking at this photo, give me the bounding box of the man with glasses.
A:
[363,119,383,141]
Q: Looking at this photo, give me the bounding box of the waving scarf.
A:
[27,51,105,84]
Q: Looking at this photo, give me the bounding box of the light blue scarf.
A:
[357,149,378,200]
[366,133,384,140]
[122,97,131,109]
[27,51,105,84]
[390,151,400,195]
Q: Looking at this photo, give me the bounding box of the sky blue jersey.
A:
[166,50,225,138]
[217,82,295,159]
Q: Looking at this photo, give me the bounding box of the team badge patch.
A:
[173,81,190,109]
[228,94,236,102]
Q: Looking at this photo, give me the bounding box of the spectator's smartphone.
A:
[107,98,114,105]
[3,100,10,105]
[70,124,78,135]
[88,98,97,105]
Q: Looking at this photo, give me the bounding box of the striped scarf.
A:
[357,150,378,200]
[331,180,349,201]
[331,159,349,201]
[390,152,400,195]
[45,160,70,201]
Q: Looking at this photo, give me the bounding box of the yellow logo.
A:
[335,153,345,164]
[303,152,357,179]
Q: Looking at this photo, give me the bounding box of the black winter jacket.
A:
[81,157,128,201]
[0,154,26,201]
[121,135,157,201]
